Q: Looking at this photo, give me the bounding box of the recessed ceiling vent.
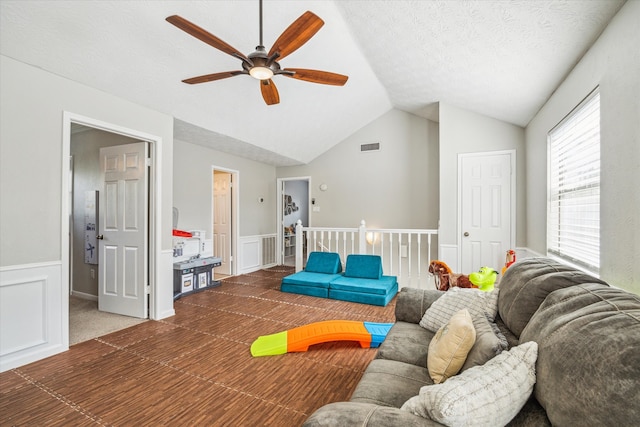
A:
[360,142,380,152]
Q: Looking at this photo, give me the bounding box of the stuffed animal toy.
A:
[469,267,498,292]
[429,260,452,291]
[429,260,476,291]
[501,250,516,275]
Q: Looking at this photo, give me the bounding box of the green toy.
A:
[469,267,498,292]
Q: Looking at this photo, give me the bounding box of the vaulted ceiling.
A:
[0,1,625,166]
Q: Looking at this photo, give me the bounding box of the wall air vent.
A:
[262,235,276,266]
[360,142,380,152]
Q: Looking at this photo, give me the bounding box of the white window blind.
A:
[547,88,600,273]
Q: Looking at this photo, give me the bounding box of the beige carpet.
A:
[69,296,147,345]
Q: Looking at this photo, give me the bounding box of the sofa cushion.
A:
[498,257,607,337]
[328,281,398,307]
[281,271,341,288]
[402,341,538,426]
[376,321,436,367]
[350,359,434,408]
[303,402,442,427]
[304,251,342,274]
[280,283,329,298]
[329,275,396,295]
[281,270,343,298]
[427,309,476,384]
[507,397,551,427]
[344,254,383,279]
[395,288,445,324]
[419,287,499,333]
[461,314,508,372]
[520,283,640,426]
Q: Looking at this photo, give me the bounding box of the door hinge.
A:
[145,157,152,167]
[145,284,151,295]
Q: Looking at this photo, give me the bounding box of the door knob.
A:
[463,232,469,237]
[96,235,104,240]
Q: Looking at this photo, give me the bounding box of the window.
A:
[547,88,600,273]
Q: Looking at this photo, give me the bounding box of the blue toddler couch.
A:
[281,252,398,307]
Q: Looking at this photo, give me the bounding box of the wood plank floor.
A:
[1,266,396,426]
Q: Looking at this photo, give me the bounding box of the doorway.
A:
[212,167,238,278]
[278,178,310,266]
[63,112,162,347]
[458,150,515,273]
[68,126,150,342]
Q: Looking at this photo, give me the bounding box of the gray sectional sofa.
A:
[303,257,640,426]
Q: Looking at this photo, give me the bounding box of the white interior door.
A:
[459,151,513,274]
[213,171,232,275]
[98,142,148,318]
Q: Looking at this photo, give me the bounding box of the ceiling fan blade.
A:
[166,15,249,61]
[260,79,280,105]
[282,68,348,86]
[268,11,324,61]
[182,71,246,84]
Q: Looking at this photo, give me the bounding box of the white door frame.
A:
[61,112,162,341]
[456,149,516,272]
[211,165,239,276]
[276,177,311,265]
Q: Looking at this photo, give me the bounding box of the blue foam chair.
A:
[328,255,398,306]
[281,252,343,298]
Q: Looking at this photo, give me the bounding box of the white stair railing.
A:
[295,220,438,290]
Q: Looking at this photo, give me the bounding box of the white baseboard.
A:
[71,291,97,301]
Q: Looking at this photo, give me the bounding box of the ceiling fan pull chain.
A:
[259,0,264,47]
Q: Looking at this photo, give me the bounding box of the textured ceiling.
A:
[335,0,625,126]
[0,1,625,166]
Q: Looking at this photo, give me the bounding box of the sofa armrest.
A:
[303,402,442,426]
[395,287,445,324]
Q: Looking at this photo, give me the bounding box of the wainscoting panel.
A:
[238,234,277,275]
[0,262,66,372]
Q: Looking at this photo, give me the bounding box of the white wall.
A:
[525,1,640,294]
[0,56,175,262]
[438,103,527,264]
[277,109,440,230]
[173,139,277,238]
[0,56,174,371]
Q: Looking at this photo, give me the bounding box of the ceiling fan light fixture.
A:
[167,1,348,105]
[249,66,274,80]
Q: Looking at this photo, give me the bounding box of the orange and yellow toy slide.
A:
[250,320,393,357]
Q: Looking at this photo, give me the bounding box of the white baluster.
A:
[295,220,303,272]
[417,233,422,288]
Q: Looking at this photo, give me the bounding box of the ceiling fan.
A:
[166,0,349,105]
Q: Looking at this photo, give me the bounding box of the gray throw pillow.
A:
[461,314,508,372]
